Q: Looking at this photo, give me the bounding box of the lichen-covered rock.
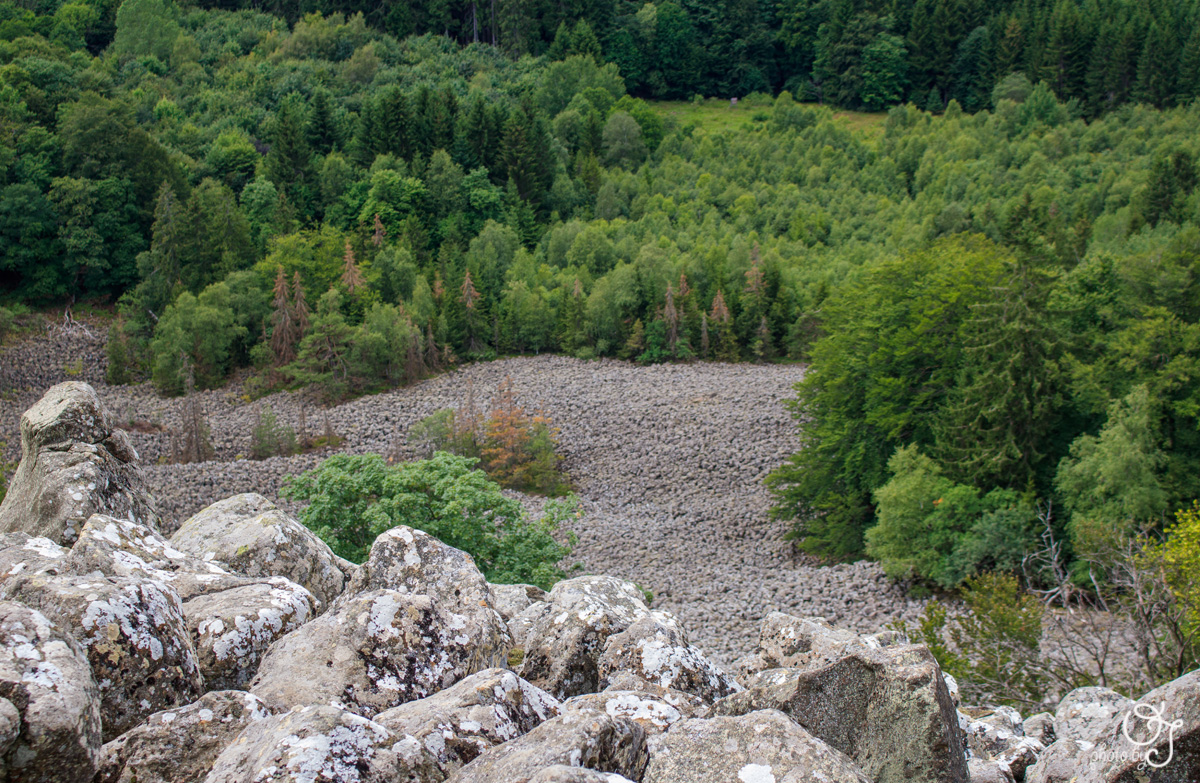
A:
[373,667,561,771]
[643,709,872,783]
[564,689,697,734]
[518,576,651,699]
[346,526,511,672]
[1022,712,1055,745]
[0,572,204,740]
[968,758,1016,783]
[1053,686,1132,744]
[0,533,67,586]
[203,704,444,783]
[527,766,636,783]
[0,600,102,782]
[730,611,871,680]
[448,708,647,783]
[67,514,243,601]
[96,690,274,783]
[251,589,493,717]
[0,382,158,546]
[170,493,346,608]
[714,618,968,783]
[490,583,547,622]
[1034,669,1200,783]
[964,707,1043,780]
[184,579,318,691]
[597,612,740,703]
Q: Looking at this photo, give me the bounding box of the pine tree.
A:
[622,318,646,359]
[1134,23,1179,108]
[264,94,314,212]
[460,268,485,354]
[307,89,338,155]
[663,283,679,357]
[700,312,710,359]
[753,315,774,363]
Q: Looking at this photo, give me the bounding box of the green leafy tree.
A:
[282,452,576,588]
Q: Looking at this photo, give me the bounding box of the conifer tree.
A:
[341,240,365,294]
[663,283,679,357]
[292,271,310,336]
[270,266,297,367]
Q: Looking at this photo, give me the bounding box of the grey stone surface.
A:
[447,708,647,783]
[0,572,203,741]
[518,575,651,699]
[643,709,872,783]
[96,690,274,783]
[203,704,444,783]
[1053,686,1132,744]
[373,667,561,772]
[490,582,547,622]
[250,589,500,717]
[715,613,968,783]
[0,600,102,783]
[171,493,347,608]
[597,611,740,703]
[0,382,158,546]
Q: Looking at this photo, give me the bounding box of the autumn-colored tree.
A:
[372,213,386,247]
[291,271,310,335]
[709,289,739,361]
[480,376,566,494]
[341,240,365,293]
[270,266,298,367]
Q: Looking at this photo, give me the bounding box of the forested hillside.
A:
[1,0,1199,599]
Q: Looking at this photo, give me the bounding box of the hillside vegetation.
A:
[0,0,1198,670]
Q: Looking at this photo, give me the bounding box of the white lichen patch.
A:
[738,763,776,783]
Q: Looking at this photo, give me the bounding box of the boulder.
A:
[1022,712,1055,745]
[203,704,444,783]
[490,583,547,623]
[346,526,511,672]
[0,533,67,586]
[67,514,243,601]
[1053,686,1131,744]
[714,615,967,783]
[0,572,204,740]
[447,708,647,783]
[184,579,318,690]
[527,766,637,783]
[968,759,1016,783]
[731,612,864,680]
[518,576,651,699]
[0,382,158,546]
[96,690,274,783]
[964,707,1043,780]
[642,709,872,783]
[0,600,102,782]
[170,493,347,607]
[1023,736,1098,783]
[597,612,740,703]
[250,589,496,717]
[563,689,701,734]
[373,667,561,771]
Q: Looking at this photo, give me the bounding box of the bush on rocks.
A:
[283,452,576,588]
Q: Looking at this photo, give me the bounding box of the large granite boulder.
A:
[67,513,243,601]
[0,600,102,782]
[373,667,561,772]
[0,533,67,586]
[250,589,497,717]
[184,578,318,690]
[714,612,967,783]
[447,708,648,783]
[643,709,872,783]
[527,766,636,782]
[203,704,444,783]
[963,706,1043,781]
[1027,670,1200,783]
[96,690,274,783]
[347,526,511,672]
[0,382,157,546]
[0,572,204,740]
[731,612,865,680]
[490,583,547,623]
[170,493,347,608]
[517,576,651,699]
[597,612,740,703]
[1054,686,1132,744]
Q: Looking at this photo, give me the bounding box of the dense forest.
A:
[0,0,1198,596]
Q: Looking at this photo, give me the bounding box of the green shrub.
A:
[249,404,296,459]
[282,452,577,588]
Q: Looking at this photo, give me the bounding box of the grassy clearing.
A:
[650,98,887,140]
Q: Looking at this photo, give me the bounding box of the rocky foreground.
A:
[0,381,1196,782]
[1,328,921,663]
